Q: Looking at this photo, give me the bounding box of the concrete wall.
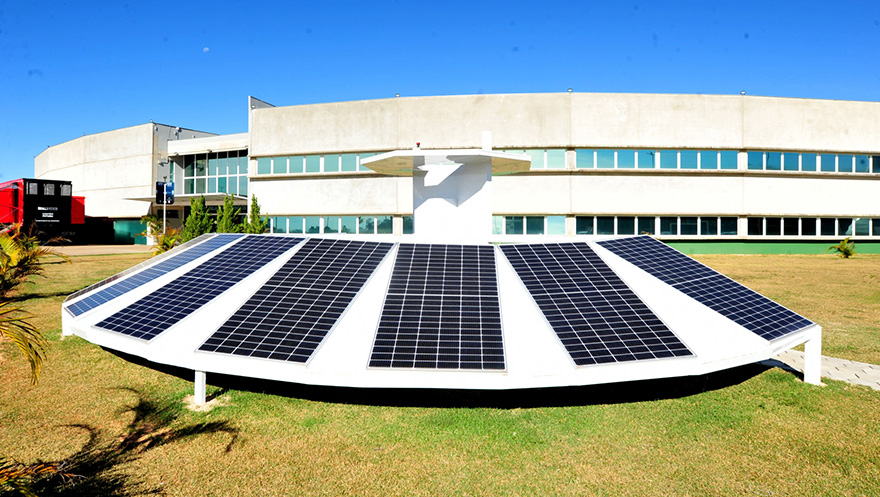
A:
[250,175,413,216]
[250,92,880,156]
[35,124,214,218]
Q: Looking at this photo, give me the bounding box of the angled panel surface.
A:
[369,244,505,370]
[95,236,302,340]
[198,239,393,363]
[598,236,813,340]
[500,243,692,366]
[65,234,241,316]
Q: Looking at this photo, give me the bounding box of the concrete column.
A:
[803,327,823,386]
[194,371,207,405]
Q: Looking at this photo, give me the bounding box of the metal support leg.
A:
[803,327,823,386]
[194,371,207,405]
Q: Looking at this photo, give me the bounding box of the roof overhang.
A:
[361,149,531,176]
[126,193,248,206]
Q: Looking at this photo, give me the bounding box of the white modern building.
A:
[35,92,880,253]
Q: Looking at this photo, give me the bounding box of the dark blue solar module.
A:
[198,239,393,363]
[95,236,302,340]
[65,234,242,317]
[369,244,505,371]
[598,236,814,340]
[500,243,692,366]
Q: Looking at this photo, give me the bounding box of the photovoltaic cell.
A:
[369,244,505,371]
[65,234,242,317]
[198,239,393,363]
[500,243,692,366]
[598,236,813,340]
[95,236,302,340]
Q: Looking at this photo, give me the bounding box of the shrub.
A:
[828,237,856,258]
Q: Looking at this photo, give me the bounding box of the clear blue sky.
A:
[2,0,879,181]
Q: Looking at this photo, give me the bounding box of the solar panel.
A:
[95,235,302,340]
[65,234,242,317]
[500,243,692,366]
[598,236,814,340]
[198,239,393,363]
[369,244,505,371]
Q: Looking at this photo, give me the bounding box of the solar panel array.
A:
[198,239,393,362]
[369,244,505,370]
[598,236,813,340]
[95,236,302,340]
[500,243,692,366]
[65,234,241,316]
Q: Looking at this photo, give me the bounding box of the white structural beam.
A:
[194,370,207,406]
[803,327,823,386]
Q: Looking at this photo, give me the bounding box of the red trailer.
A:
[0,178,85,238]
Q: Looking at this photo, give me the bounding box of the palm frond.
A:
[0,302,47,384]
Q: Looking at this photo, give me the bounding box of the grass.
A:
[1,252,879,495]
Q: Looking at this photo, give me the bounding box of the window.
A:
[341,154,357,172]
[289,217,304,234]
[766,152,782,171]
[700,217,718,235]
[783,153,799,171]
[525,216,544,235]
[855,155,870,173]
[660,217,678,235]
[748,218,763,236]
[324,155,340,173]
[680,217,698,235]
[820,218,835,236]
[617,216,635,235]
[719,151,738,170]
[638,217,654,235]
[873,156,880,174]
[43,183,55,196]
[765,217,782,236]
[699,151,717,169]
[720,217,738,235]
[854,218,870,236]
[801,218,817,236]
[377,216,393,234]
[305,216,321,234]
[596,216,614,235]
[546,150,566,169]
[403,215,414,234]
[546,216,566,235]
[575,216,594,234]
[60,184,72,196]
[305,155,320,173]
[505,216,523,235]
[597,149,615,169]
[272,156,286,174]
[680,151,698,169]
[837,155,853,173]
[340,216,357,234]
[575,149,594,168]
[359,216,375,234]
[748,152,764,170]
[660,150,677,169]
[324,217,339,234]
[838,218,854,236]
[289,156,304,174]
[271,216,286,233]
[820,154,836,172]
[617,150,635,169]
[783,218,798,236]
[637,150,655,169]
[801,153,817,172]
[874,219,880,235]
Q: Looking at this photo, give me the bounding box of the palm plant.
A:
[828,237,856,258]
[0,302,46,384]
[152,226,181,255]
[0,225,70,298]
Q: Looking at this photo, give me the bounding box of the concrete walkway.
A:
[52,245,153,256]
[764,350,880,390]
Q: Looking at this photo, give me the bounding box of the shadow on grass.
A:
[17,388,238,496]
[104,347,786,409]
[6,290,76,302]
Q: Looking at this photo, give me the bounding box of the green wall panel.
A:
[665,240,880,255]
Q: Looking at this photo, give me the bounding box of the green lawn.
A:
[1,252,879,496]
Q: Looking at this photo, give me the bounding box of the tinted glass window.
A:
[783,218,798,236]
[680,217,698,235]
[575,216,594,234]
[576,149,594,168]
[637,217,654,235]
[800,218,817,236]
[719,151,738,170]
[700,151,717,169]
[526,216,545,235]
[765,217,782,235]
[801,153,817,172]
[748,152,764,170]
[617,216,635,235]
[700,217,718,235]
[680,151,698,169]
[748,218,763,236]
[783,153,799,171]
[660,217,677,235]
[838,155,853,173]
[660,150,677,169]
[637,150,655,169]
[766,152,782,171]
[596,216,614,235]
[720,217,738,235]
[597,150,615,169]
[505,216,523,235]
[617,150,635,169]
[820,218,835,236]
[821,154,836,172]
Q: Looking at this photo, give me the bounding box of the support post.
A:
[194,371,207,405]
[803,327,823,386]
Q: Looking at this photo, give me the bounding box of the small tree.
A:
[216,195,242,234]
[242,195,269,234]
[0,225,70,298]
[180,195,213,243]
[828,237,856,258]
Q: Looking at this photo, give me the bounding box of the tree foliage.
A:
[180,196,213,243]
[828,237,856,258]
[0,224,70,298]
[242,195,269,234]
[0,302,47,385]
[216,195,242,234]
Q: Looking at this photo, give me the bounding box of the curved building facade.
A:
[36,92,880,253]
